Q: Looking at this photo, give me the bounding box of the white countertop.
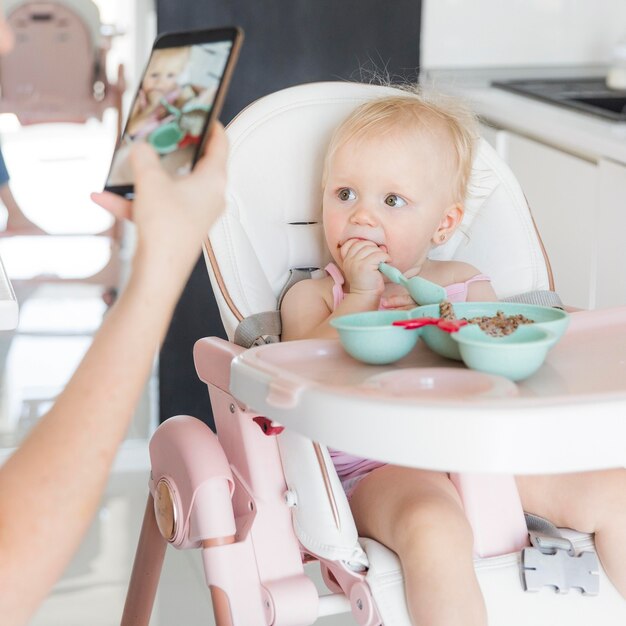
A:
[424,67,626,165]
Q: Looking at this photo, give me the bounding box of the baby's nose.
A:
[350,203,377,225]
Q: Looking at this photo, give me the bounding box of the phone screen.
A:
[105,28,242,197]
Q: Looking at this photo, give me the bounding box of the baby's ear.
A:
[432,203,464,246]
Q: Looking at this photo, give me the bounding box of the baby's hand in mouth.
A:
[339,238,391,297]
[340,237,388,257]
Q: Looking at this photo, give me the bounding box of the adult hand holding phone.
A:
[94,122,228,277]
[105,27,242,198]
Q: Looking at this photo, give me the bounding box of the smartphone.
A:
[104,26,243,198]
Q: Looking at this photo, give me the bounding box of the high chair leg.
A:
[450,472,529,557]
[121,494,167,626]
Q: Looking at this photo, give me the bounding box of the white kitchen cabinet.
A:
[455,82,626,309]
[596,159,626,308]
[480,113,626,309]
[498,132,597,309]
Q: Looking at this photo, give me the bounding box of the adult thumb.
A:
[130,141,163,188]
[192,122,228,179]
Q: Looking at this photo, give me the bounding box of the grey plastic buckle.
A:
[521,534,600,595]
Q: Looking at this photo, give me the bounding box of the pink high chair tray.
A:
[230,307,626,474]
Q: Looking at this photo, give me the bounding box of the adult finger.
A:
[130,141,165,192]
[191,122,229,180]
[90,191,132,221]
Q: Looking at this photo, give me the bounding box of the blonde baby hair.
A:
[323,87,479,204]
[147,46,191,73]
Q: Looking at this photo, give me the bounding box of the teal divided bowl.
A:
[330,310,418,364]
[409,302,570,361]
[451,324,556,381]
[148,122,184,154]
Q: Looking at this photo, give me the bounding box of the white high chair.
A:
[0,0,125,134]
[122,82,626,626]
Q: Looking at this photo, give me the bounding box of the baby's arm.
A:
[452,261,498,302]
[280,278,333,341]
[466,278,497,302]
[281,276,383,341]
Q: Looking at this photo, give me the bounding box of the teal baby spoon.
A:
[379,262,447,305]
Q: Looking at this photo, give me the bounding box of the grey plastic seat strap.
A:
[501,290,564,309]
[233,268,320,348]
[521,513,600,595]
[234,311,282,348]
[525,513,574,554]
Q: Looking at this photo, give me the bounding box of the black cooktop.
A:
[492,77,626,122]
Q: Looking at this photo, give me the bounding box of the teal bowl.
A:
[330,310,418,364]
[148,122,184,154]
[409,302,569,361]
[451,324,556,381]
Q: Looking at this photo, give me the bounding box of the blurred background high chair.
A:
[122,82,626,625]
[0,0,128,301]
[0,0,125,135]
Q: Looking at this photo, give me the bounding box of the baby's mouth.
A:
[338,237,388,253]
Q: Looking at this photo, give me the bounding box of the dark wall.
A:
[157,0,422,427]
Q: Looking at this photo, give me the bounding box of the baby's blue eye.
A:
[384,194,407,208]
[338,188,356,202]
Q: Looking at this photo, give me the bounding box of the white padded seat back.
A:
[5,0,102,48]
[205,82,551,340]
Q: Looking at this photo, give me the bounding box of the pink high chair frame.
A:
[122,82,622,626]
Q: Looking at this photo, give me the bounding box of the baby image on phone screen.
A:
[126,47,198,140]
[107,42,232,187]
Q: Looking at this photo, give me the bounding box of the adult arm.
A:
[0,1,15,55]
[0,125,228,625]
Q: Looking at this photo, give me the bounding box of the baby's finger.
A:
[340,238,378,260]
[90,191,132,221]
[380,293,416,309]
[339,237,360,255]
[352,244,391,265]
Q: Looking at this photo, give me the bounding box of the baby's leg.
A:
[517,469,626,597]
[350,466,487,626]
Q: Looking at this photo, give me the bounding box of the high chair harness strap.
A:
[233,267,322,348]
[501,290,564,309]
[324,262,345,310]
[233,311,282,348]
[521,513,600,595]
